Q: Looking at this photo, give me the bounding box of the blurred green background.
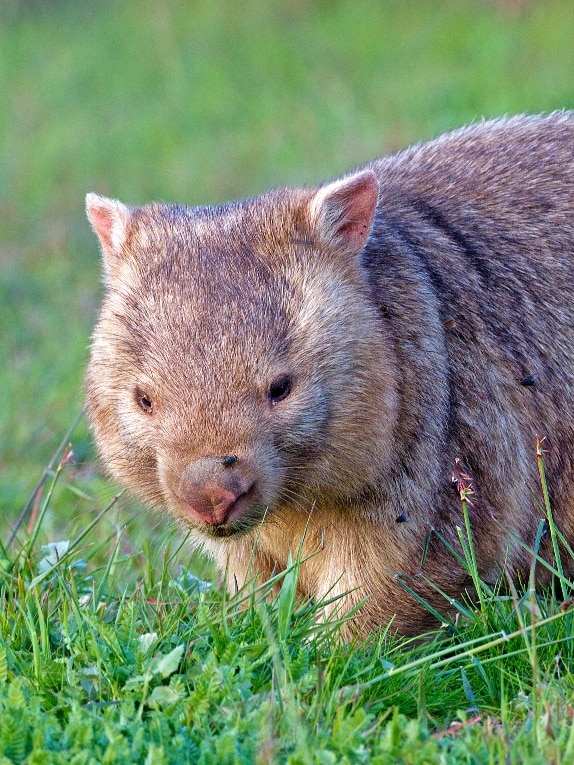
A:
[1,0,574,534]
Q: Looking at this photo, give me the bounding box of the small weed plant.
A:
[1,431,574,764]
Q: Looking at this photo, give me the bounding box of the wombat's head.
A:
[86,172,397,540]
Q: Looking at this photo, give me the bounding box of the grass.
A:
[2,0,574,761]
[1,433,574,762]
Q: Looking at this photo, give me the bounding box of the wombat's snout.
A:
[177,457,256,528]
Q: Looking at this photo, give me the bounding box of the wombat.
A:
[86,113,574,636]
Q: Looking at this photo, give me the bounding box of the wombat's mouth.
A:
[210,524,240,539]
[201,505,269,540]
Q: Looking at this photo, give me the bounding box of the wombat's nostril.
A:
[213,455,237,467]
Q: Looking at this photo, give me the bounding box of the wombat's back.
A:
[360,113,574,618]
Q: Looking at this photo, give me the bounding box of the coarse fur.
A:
[86,113,574,636]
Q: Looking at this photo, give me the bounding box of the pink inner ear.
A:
[86,194,130,264]
[334,174,378,249]
[88,204,116,254]
[318,170,379,254]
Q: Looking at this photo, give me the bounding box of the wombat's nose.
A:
[182,483,243,525]
[178,461,254,526]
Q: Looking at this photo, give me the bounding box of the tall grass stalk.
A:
[537,436,565,583]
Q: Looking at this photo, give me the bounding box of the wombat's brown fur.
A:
[86,113,574,636]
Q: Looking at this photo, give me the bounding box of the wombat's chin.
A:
[193,511,267,540]
[202,520,259,540]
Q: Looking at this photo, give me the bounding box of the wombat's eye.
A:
[134,386,154,414]
[267,374,293,405]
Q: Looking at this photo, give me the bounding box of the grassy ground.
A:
[2,0,574,761]
[2,438,574,762]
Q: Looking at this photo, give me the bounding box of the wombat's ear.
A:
[86,193,131,273]
[309,170,378,255]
